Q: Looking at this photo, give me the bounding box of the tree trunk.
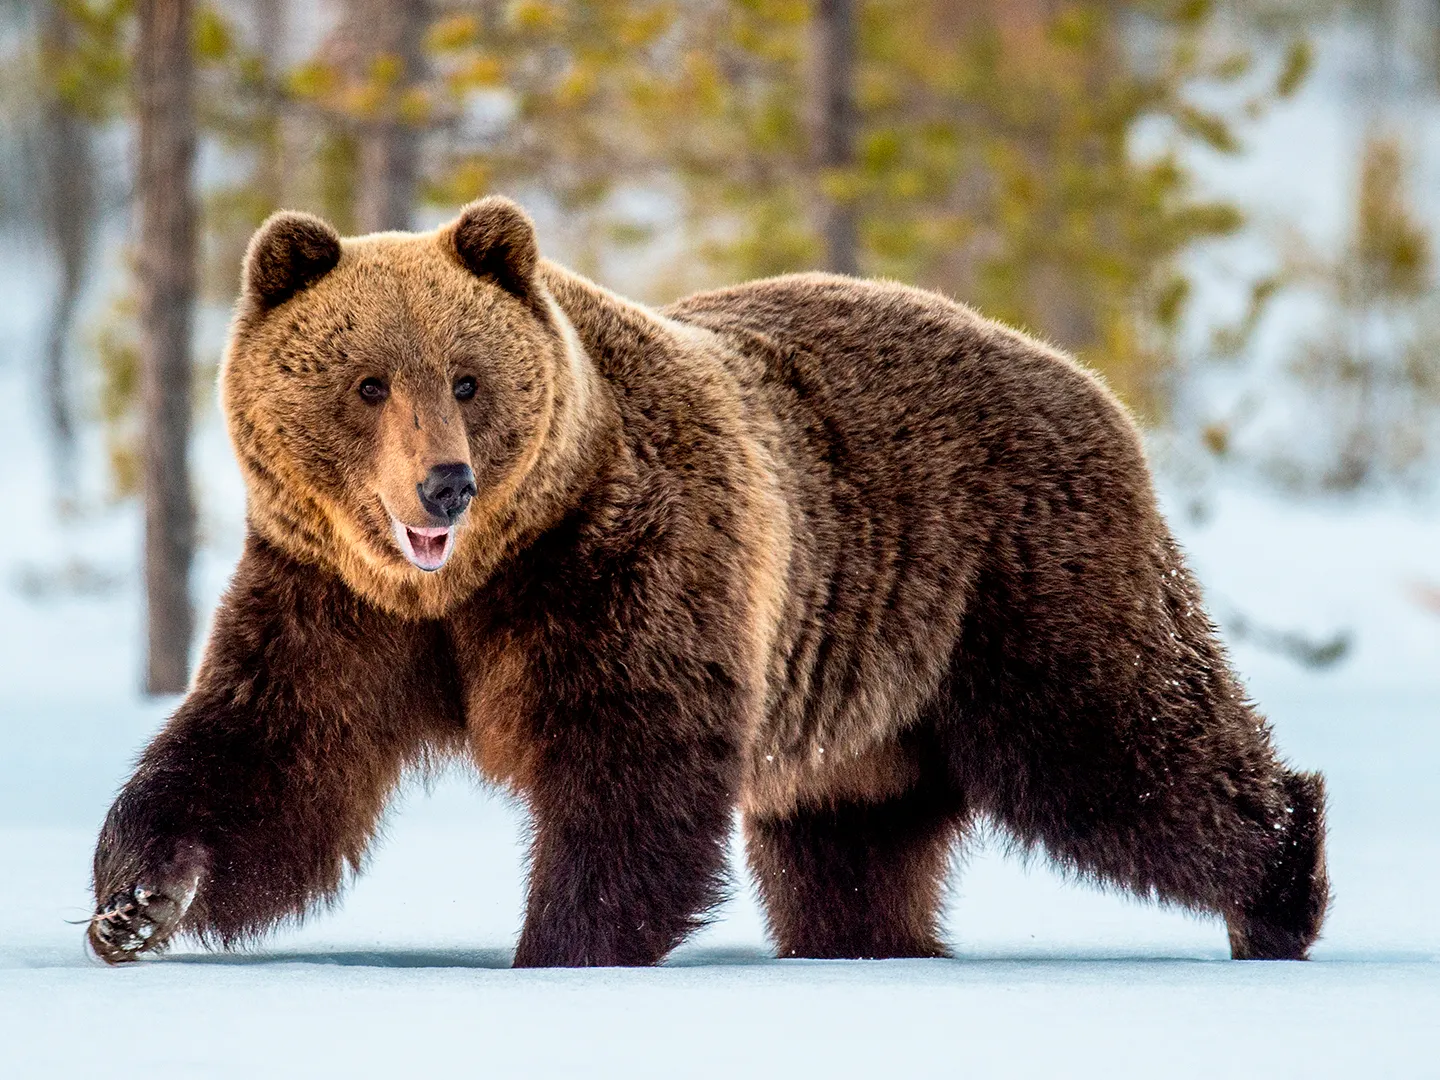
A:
[812,0,859,275]
[343,0,427,233]
[135,0,197,694]
[252,0,285,210]
[39,0,97,507]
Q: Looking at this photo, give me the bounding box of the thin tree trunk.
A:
[345,0,427,233]
[136,0,197,694]
[253,0,285,210]
[812,0,859,275]
[39,0,97,505]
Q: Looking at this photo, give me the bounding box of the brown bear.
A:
[89,196,1329,966]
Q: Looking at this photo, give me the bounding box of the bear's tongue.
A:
[408,528,447,565]
[391,518,453,572]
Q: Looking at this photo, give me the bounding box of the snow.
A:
[5,733,1440,1078]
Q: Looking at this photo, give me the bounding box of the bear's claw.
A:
[89,882,192,963]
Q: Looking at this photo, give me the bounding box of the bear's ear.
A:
[242,211,342,310]
[449,196,540,302]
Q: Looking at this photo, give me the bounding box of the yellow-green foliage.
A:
[92,287,141,498]
[655,0,1277,420]
[419,0,1303,421]
[37,0,1325,501]
[1353,136,1431,301]
[43,0,133,121]
[1281,133,1439,489]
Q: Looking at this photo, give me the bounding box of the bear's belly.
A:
[739,732,921,818]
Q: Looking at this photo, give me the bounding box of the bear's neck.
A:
[488,273,621,550]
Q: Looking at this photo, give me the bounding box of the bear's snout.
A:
[418,462,477,524]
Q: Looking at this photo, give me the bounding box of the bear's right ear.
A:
[242,212,342,310]
[448,196,540,304]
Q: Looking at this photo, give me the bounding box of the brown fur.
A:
[89,197,1329,966]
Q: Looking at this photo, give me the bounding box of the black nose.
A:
[418,463,476,523]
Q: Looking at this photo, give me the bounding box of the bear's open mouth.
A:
[390,517,455,572]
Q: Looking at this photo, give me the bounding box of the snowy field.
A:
[2,322,1439,1077]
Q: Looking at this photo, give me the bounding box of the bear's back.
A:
[662,272,1151,567]
[662,274,1159,809]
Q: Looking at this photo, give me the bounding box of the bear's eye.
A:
[453,376,477,402]
[358,378,388,404]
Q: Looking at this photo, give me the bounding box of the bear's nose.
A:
[418,463,477,523]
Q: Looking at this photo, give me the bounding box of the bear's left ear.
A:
[449,196,540,303]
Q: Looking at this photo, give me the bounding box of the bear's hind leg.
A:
[745,784,964,959]
[953,669,1329,960]
[1227,769,1328,960]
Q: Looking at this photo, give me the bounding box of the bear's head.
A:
[222,196,598,619]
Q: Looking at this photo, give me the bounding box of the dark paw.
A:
[89,879,197,964]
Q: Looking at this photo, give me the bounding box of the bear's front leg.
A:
[512,684,741,967]
[88,536,462,963]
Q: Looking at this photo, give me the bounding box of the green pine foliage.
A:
[1280,134,1439,490]
[421,0,1300,421]
[33,0,1440,501]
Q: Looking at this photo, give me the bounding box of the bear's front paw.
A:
[89,877,199,963]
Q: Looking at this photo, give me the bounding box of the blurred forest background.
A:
[0,0,1437,691]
